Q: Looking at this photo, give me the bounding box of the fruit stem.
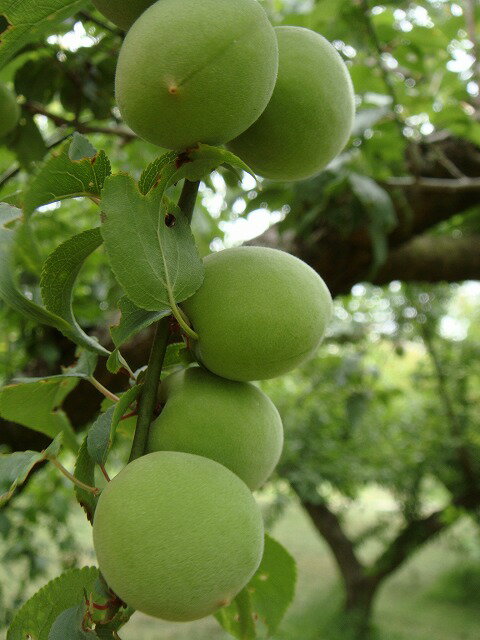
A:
[128,178,200,462]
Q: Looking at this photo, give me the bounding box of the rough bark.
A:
[251,135,480,297]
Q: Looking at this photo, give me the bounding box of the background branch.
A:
[24,102,137,141]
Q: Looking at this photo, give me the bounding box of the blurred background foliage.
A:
[1,0,480,638]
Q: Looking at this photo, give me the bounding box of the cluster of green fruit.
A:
[93,246,332,621]
[87,0,347,624]
[94,0,355,181]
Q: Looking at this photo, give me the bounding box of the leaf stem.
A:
[88,377,120,403]
[128,319,170,462]
[48,457,101,495]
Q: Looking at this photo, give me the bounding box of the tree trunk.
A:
[342,577,380,640]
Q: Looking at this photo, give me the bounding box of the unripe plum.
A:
[147,366,283,490]
[182,247,332,381]
[93,451,264,621]
[115,0,278,150]
[92,0,155,30]
[228,26,355,181]
[0,83,20,138]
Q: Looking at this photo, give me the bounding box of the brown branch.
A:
[386,176,480,191]
[374,235,480,286]
[368,508,453,582]
[301,499,365,587]
[24,101,136,141]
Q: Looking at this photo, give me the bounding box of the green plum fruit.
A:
[147,366,283,490]
[115,0,279,150]
[182,246,332,381]
[93,451,264,621]
[0,83,20,138]
[228,26,355,181]
[92,0,155,30]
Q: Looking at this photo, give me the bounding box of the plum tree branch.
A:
[128,319,169,462]
[385,176,480,191]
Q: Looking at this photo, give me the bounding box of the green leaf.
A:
[101,175,204,311]
[0,210,108,355]
[74,436,97,523]
[0,0,89,70]
[87,385,142,465]
[216,534,296,639]
[111,296,171,348]
[69,132,97,161]
[138,151,177,195]
[48,605,91,640]
[180,144,255,182]
[8,113,47,170]
[23,136,111,217]
[7,567,99,640]
[40,227,109,355]
[0,435,62,506]
[138,145,254,197]
[0,377,78,451]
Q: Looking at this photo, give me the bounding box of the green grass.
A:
[121,497,480,640]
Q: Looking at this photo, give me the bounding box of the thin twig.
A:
[88,376,120,403]
[385,175,480,191]
[360,0,405,136]
[48,457,101,495]
[24,101,137,141]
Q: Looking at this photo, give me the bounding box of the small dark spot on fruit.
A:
[164,213,176,227]
[168,84,178,95]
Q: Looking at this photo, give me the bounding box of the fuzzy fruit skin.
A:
[93,451,264,621]
[115,0,278,150]
[147,367,283,490]
[228,26,355,181]
[0,84,20,138]
[92,0,155,30]
[182,247,332,381]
